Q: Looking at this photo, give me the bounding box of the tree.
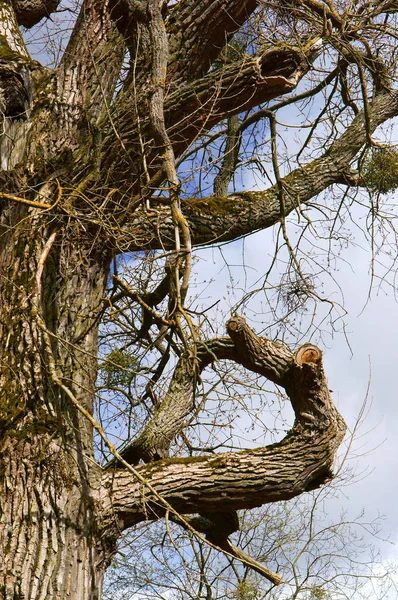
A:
[104,493,396,600]
[1,0,398,597]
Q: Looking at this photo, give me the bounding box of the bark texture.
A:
[0,0,396,596]
[0,203,111,598]
[102,317,345,530]
[0,439,105,599]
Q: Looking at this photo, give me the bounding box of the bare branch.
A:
[101,317,346,528]
[103,38,323,186]
[125,89,398,250]
[213,114,242,197]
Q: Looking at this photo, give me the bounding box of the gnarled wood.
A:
[105,317,345,585]
[1,0,395,596]
[101,317,346,531]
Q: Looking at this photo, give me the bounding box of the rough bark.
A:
[12,0,61,28]
[0,203,111,598]
[213,114,241,196]
[101,317,346,527]
[0,438,106,599]
[100,38,322,186]
[166,0,258,84]
[119,88,398,251]
[0,0,396,596]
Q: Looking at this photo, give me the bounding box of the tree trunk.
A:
[0,438,107,599]
[0,202,111,599]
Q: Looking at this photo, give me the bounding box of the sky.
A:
[193,209,398,566]
[186,77,398,569]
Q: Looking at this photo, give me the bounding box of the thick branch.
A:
[101,398,345,527]
[58,0,125,122]
[0,3,30,58]
[11,0,61,28]
[125,89,398,249]
[107,318,331,468]
[108,0,146,41]
[103,39,322,183]
[166,0,258,85]
[0,0,126,174]
[164,42,320,133]
[226,316,293,386]
[107,338,236,465]
[0,5,37,170]
[100,317,346,528]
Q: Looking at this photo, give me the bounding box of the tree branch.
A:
[213,114,242,197]
[0,3,30,58]
[0,4,38,170]
[124,89,398,250]
[170,512,282,585]
[58,0,125,122]
[103,38,322,183]
[100,317,346,530]
[0,1,32,117]
[166,0,258,85]
[106,337,236,465]
[12,0,61,28]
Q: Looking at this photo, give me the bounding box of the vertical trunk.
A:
[0,201,111,599]
[0,438,106,599]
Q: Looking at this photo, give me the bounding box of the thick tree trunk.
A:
[0,203,111,599]
[0,438,106,599]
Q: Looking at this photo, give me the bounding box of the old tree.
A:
[2,0,398,596]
